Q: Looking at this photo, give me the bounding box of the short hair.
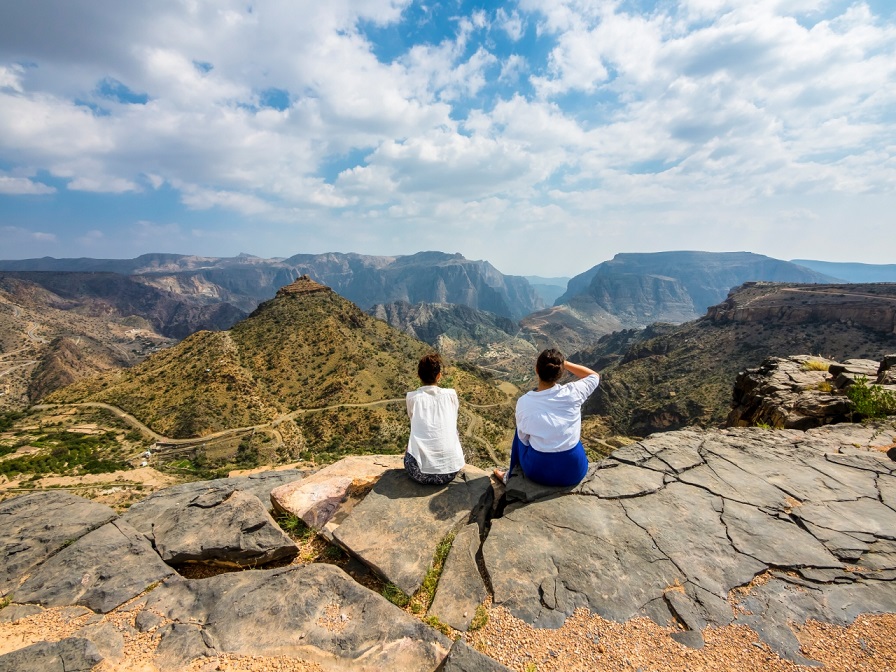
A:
[536,348,565,383]
[418,353,443,385]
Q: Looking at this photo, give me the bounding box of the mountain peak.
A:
[275,275,330,297]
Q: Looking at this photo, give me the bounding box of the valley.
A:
[2,251,895,506]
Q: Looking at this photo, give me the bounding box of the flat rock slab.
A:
[429,522,488,631]
[437,639,513,672]
[485,495,682,628]
[482,421,896,662]
[575,463,666,498]
[121,469,304,539]
[153,489,297,567]
[0,491,117,595]
[0,637,103,672]
[14,519,175,613]
[142,563,450,671]
[271,455,403,538]
[334,466,491,595]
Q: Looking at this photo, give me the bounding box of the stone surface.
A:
[485,495,682,628]
[14,519,175,612]
[153,488,297,567]
[122,469,304,540]
[271,455,403,538]
[334,466,492,595]
[0,604,44,623]
[437,639,513,672]
[143,563,450,671]
[429,523,488,631]
[0,637,103,672]
[575,463,666,498]
[0,491,117,595]
[482,421,896,662]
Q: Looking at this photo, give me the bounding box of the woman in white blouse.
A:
[495,348,600,487]
[404,353,465,485]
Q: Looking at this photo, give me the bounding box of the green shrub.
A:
[847,377,896,419]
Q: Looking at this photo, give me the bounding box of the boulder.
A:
[0,491,117,595]
[142,563,450,671]
[152,489,297,567]
[334,466,492,595]
[122,469,304,540]
[14,519,175,613]
[122,469,302,567]
[271,455,403,538]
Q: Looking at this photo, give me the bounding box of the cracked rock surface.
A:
[484,422,896,663]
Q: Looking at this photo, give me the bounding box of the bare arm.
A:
[564,361,598,379]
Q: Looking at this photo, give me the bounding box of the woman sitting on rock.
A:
[495,348,600,487]
[404,353,465,485]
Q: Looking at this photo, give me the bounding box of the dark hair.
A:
[418,353,443,385]
[536,348,565,383]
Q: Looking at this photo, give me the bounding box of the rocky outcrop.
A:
[3,433,896,668]
[728,354,896,428]
[486,422,896,664]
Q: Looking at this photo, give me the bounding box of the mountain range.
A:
[0,251,543,320]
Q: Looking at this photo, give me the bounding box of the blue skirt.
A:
[507,430,589,487]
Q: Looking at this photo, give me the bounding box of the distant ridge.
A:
[791,259,896,283]
[0,251,543,320]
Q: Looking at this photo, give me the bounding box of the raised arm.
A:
[564,360,598,379]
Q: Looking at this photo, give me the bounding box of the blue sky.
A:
[1,0,894,276]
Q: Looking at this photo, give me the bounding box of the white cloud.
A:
[496,8,525,41]
[0,0,893,273]
[0,176,55,195]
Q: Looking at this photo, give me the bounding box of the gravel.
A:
[2,597,894,671]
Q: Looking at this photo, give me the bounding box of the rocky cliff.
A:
[0,251,544,320]
[557,251,838,328]
[575,282,896,436]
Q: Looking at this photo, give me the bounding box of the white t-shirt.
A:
[406,386,465,474]
[515,374,600,453]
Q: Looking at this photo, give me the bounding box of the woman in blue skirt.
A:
[495,348,600,487]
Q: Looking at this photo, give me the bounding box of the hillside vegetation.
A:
[48,278,511,469]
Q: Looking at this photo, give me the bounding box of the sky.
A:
[0,0,894,277]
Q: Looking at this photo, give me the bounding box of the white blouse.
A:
[515,374,600,453]
[406,386,465,474]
